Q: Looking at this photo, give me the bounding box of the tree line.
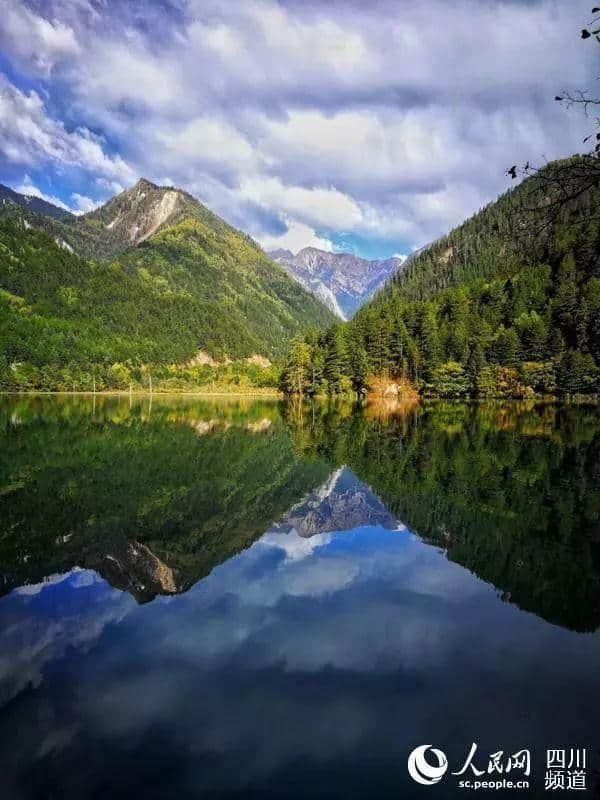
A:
[282,157,600,399]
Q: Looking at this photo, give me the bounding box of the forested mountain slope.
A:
[0,184,74,223]
[0,181,336,390]
[282,156,600,398]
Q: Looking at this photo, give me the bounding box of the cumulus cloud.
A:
[11,176,101,215]
[0,75,135,183]
[71,192,100,214]
[258,220,333,253]
[0,569,132,706]
[240,176,363,230]
[0,0,595,254]
[0,0,80,76]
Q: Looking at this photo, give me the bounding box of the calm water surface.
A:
[0,396,599,798]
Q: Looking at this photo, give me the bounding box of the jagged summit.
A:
[269,246,406,318]
[81,178,186,254]
[266,466,400,538]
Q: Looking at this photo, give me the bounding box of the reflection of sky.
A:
[1,520,600,798]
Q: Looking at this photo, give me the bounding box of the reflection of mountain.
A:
[3,396,600,629]
[0,394,407,603]
[268,467,399,537]
[0,396,331,603]
[287,402,600,633]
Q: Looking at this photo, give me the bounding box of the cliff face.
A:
[269,246,406,319]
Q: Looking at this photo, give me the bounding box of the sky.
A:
[0,0,597,259]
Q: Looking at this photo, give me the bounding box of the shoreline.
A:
[2,391,598,404]
[0,390,283,398]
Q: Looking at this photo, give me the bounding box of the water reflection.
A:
[2,396,600,627]
[285,400,600,632]
[0,396,600,798]
[0,395,330,602]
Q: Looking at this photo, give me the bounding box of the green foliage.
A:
[281,338,312,395]
[0,395,331,600]
[489,326,519,366]
[557,350,600,395]
[283,156,600,398]
[0,209,335,389]
[285,400,600,631]
[521,361,557,395]
[425,362,470,398]
[1,393,600,631]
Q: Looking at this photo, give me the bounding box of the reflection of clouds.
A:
[256,554,358,603]
[2,522,600,795]
[73,527,600,790]
[259,529,332,561]
[0,570,133,706]
[211,528,478,672]
[14,569,84,596]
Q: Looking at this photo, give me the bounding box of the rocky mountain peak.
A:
[268,246,407,318]
[84,179,184,244]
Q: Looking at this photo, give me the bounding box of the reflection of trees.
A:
[286,401,600,632]
[2,395,600,629]
[0,397,330,602]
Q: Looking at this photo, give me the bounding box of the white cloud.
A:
[11,176,101,216]
[71,192,100,214]
[95,177,124,195]
[259,530,333,562]
[0,76,135,183]
[0,1,80,75]
[240,175,363,231]
[258,220,333,254]
[69,37,184,115]
[158,117,258,173]
[0,0,595,255]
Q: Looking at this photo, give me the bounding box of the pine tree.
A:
[419,307,441,379]
[349,346,369,394]
[489,326,519,366]
[466,342,485,394]
[324,327,348,394]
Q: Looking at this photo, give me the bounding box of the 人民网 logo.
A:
[407,745,449,785]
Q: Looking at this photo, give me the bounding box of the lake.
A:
[1,395,599,798]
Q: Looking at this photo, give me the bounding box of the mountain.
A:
[60,178,268,261]
[269,246,405,319]
[0,180,337,389]
[286,401,600,632]
[266,466,399,537]
[0,184,75,222]
[282,155,600,398]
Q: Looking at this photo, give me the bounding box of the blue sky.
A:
[0,0,596,259]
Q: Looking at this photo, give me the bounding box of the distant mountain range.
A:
[269,247,407,319]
